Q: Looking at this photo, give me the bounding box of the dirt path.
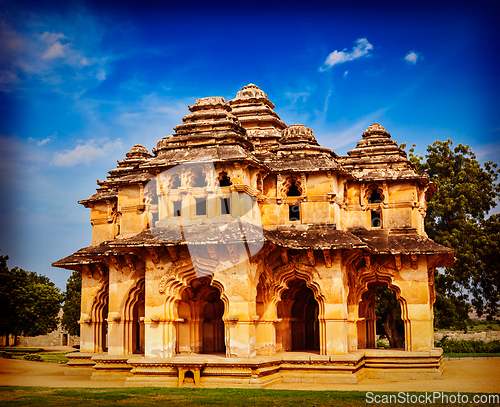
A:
[0,350,499,392]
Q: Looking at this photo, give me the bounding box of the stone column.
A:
[395,256,433,352]
[144,257,176,357]
[317,250,349,355]
[214,258,257,358]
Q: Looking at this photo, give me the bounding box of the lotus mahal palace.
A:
[54,84,454,387]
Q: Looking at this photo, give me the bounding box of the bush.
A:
[0,351,12,359]
[376,338,390,349]
[23,353,43,361]
[435,337,500,353]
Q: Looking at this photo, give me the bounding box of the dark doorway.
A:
[279,279,319,351]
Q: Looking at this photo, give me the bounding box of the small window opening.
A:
[289,204,300,221]
[150,193,159,226]
[192,171,206,188]
[219,172,232,187]
[369,190,382,227]
[371,210,381,227]
[195,197,207,216]
[221,197,231,215]
[173,201,182,217]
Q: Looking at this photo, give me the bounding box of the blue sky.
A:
[1,0,499,290]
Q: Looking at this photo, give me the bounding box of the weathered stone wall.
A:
[1,332,80,347]
[434,330,500,342]
[17,332,80,347]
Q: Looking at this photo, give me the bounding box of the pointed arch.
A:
[91,281,109,352]
[348,260,409,350]
[157,257,229,356]
[123,278,145,354]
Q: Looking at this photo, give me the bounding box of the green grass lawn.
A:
[0,348,43,353]
[443,352,500,358]
[0,351,72,363]
[0,387,498,407]
[470,322,500,331]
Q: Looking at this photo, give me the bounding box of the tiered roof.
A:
[228,84,286,148]
[340,123,424,182]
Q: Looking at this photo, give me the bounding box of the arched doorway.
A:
[202,291,224,353]
[92,285,109,353]
[132,295,145,353]
[124,279,145,354]
[278,279,319,351]
[176,277,225,355]
[358,283,405,349]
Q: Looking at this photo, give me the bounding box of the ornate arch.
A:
[158,257,229,321]
[364,184,385,205]
[348,259,409,328]
[123,278,145,354]
[185,165,214,188]
[279,175,304,198]
[91,280,109,323]
[91,280,109,352]
[259,257,326,320]
[123,278,145,321]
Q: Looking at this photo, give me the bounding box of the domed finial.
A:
[125,144,151,159]
[362,123,391,139]
[188,97,230,112]
[234,84,269,101]
[279,124,317,143]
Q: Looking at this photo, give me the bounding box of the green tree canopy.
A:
[0,254,63,344]
[61,270,81,336]
[404,139,500,327]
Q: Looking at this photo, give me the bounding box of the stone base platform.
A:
[65,352,98,375]
[91,354,143,380]
[66,348,444,387]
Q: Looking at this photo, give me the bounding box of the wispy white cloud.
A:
[321,38,373,71]
[0,16,110,92]
[52,138,123,166]
[404,51,421,64]
[284,91,310,105]
[28,132,57,146]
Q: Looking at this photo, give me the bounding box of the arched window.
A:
[369,190,382,204]
[219,172,232,187]
[369,190,382,227]
[192,170,206,188]
[287,181,301,197]
[169,173,181,189]
[288,180,301,221]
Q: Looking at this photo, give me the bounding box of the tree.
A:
[375,287,405,348]
[61,271,82,336]
[404,140,500,328]
[0,254,63,345]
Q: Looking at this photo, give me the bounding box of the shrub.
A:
[0,351,12,359]
[376,339,390,349]
[23,353,43,362]
[435,337,500,353]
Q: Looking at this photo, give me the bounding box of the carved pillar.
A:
[317,250,349,355]
[214,259,257,358]
[395,255,433,352]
